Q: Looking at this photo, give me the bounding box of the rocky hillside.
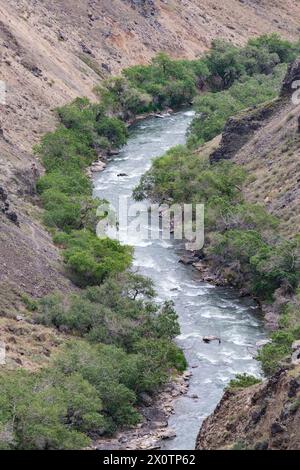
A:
[196,365,300,450]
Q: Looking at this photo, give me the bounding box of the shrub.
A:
[54,230,133,286]
[133,338,187,391]
[227,373,262,390]
[257,331,295,375]
[248,33,299,63]
[96,76,153,118]
[0,369,104,450]
[95,116,128,148]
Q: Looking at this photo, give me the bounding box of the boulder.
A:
[139,392,153,407]
[270,421,286,436]
[292,339,300,351]
[281,58,300,97]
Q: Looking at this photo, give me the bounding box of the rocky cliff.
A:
[196,366,300,450]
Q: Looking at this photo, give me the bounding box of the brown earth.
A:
[196,366,300,450]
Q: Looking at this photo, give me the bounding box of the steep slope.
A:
[196,366,300,450]
[209,59,300,238]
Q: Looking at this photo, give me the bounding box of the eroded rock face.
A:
[210,101,279,163]
[123,0,157,17]
[195,367,300,450]
[281,58,300,97]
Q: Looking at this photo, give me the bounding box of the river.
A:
[93,110,265,450]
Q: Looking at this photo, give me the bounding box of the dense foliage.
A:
[95,53,209,119]
[35,97,131,285]
[4,274,186,449]
[134,36,300,376]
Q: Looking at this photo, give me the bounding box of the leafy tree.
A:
[54,230,133,286]
[0,369,104,450]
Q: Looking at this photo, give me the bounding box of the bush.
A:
[187,65,286,148]
[0,369,104,450]
[54,230,133,286]
[227,373,262,390]
[95,116,128,148]
[96,76,153,119]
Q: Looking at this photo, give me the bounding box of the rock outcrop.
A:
[196,366,300,450]
[210,101,280,163]
[281,58,300,97]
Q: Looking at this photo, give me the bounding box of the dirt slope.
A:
[196,366,300,450]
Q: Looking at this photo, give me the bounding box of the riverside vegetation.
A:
[134,34,300,378]
[2,34,300,449]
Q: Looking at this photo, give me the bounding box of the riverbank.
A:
[93,110,265,450]
[190,258,277,332]
[93,371,193,450]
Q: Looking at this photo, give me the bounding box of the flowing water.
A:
[93,110,265,450]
